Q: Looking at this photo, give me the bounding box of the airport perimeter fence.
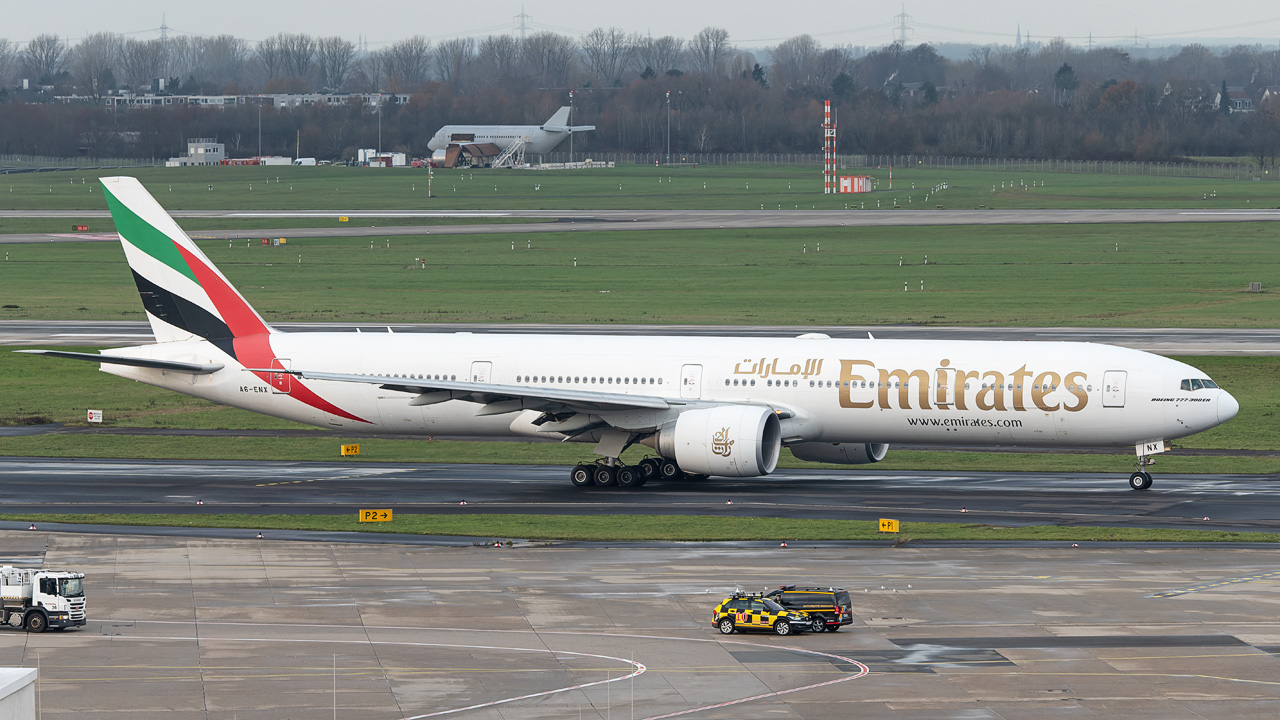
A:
[0,154,164,172]
[543,152,1270,181]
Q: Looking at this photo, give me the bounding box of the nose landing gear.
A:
[1128,455,1156,490]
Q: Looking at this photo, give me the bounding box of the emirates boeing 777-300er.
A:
[23,177,1239,491]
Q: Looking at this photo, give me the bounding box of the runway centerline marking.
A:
[1147,569,1280,598]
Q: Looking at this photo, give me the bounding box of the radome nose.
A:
[1218,391,1240,424]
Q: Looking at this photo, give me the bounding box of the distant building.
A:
[166,139,225,167]
[1214,88,1255,113]
[1261,86,1280,106]
[86,91,411,112]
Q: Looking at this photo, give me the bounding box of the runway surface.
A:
[4,319,1278,354]
[4,207,1280,243]
[1,457,1277,534]
[4,530,1280,718]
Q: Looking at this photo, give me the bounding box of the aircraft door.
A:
[680,364,703,399]
[470,361,492,383]
[935,368,957,407]
[1103,370,1127,407]
[269,358,291,394]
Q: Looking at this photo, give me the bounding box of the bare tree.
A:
[769,34,822,90]
[0,39,16,86]
[521,31,575,88]
[383,35,431,91]
[198,35,249,90]
[316,36,356,90]
[689,27,732,77]
[475,35,521,83]
[71,32,122,103]
[637,35,684,75]
[22,34,67,83]
[165,36,200,84]
[354,49,385,91]
[581,27,636,86]
[434,37,475,86]
[119,39,166,91]
[256,34,287,81]
[278,33,316,81]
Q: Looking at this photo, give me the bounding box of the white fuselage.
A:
[102,333,1234,450]
[426,126,573,155]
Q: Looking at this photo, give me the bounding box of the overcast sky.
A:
[8,0,1280,49]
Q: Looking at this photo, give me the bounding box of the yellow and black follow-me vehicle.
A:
[712,592,821,636]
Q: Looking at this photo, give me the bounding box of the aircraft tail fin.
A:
[543,106,571,128]
[100,176,273,344]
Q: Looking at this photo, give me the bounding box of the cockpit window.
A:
[1181,378,1217,391]
[1202,379,1218,389]
[1190,379,1204,390]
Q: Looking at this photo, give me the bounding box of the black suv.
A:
[763,585,853,631]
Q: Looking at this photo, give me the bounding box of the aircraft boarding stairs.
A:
[491,136,530,168]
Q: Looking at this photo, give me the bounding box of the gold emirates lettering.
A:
[838,359,1088,412]
[711,427,734,457]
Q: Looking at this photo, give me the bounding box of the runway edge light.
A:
[879,518,900,533]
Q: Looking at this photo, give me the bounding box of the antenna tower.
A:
[514,6,532,42]
[894,6,912,45]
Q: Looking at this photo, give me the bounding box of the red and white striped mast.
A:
[822,100,836,194]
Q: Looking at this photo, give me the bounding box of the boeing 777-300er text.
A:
[22,177,1239,491]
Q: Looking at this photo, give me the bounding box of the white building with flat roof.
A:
[0,668,36,720]
[166,138,225,167]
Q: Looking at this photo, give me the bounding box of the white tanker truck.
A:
[1,566,87,632]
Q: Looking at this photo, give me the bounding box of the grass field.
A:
[2,348,1275,474]
[2,512,1276,543]
[2,223,1276,326]
[2,163,1278,213]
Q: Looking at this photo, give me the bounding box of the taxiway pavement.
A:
[3,207,1280,244]
[3,530,1280,719]
[1,458,1277,535]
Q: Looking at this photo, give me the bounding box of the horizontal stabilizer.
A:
[16,350,224,375]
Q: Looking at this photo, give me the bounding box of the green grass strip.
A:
[3,513,1278,543]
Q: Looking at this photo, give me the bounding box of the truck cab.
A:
[0,566,87,633]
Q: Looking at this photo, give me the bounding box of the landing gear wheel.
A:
[637,458,660,481]
[773,619,793,636]
[1129,471,1153,491]
[593,466,618,487]
[658,458,683,481]
[570,465,594,487]
[25,612,47,633]
[616,466,641,488]
[718,618,735,634]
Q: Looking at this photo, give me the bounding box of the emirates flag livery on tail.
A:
[23,177,1239,491]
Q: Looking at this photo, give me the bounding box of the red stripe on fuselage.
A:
[234,334,369,423]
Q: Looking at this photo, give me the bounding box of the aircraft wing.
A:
[17,349,224,375]
[258,368,674,415]
[542,125,596,132]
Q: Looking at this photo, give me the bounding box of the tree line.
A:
[0,29,1278,166]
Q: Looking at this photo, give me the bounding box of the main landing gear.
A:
[1128,455,1156,491]
[569,457,687,489]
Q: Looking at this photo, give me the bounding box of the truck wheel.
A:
[25,611,48,633]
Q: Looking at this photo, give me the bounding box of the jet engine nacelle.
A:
[789,442,889,465]
[657,406,781,477]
